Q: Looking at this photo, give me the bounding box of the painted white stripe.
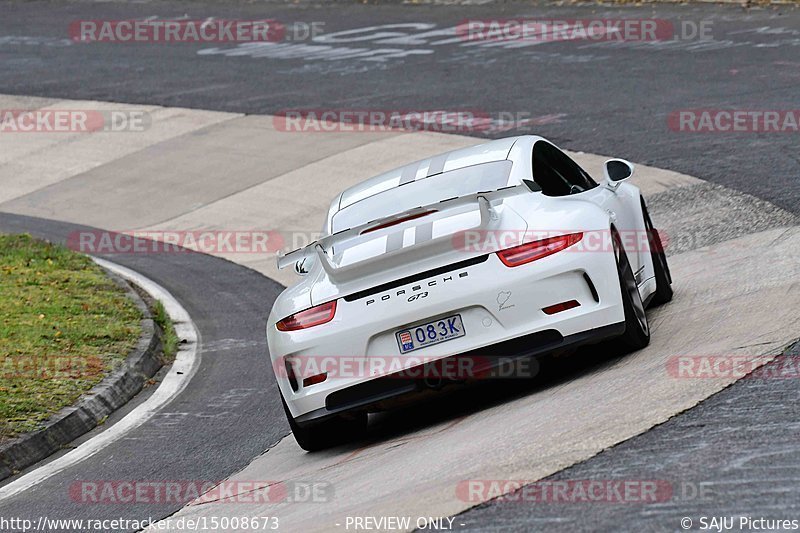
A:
[0,258,200,501]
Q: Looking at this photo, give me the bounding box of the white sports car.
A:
[267,135,672,451]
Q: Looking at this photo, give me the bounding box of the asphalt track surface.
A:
[2,1,799,212]
[458,342,800,531]
[1,1,799,531]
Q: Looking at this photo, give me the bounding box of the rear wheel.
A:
[612,229,650,351]
[281,394,367,452]
[641,198,673,306]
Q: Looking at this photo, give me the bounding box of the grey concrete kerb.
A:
[0,266,166,481]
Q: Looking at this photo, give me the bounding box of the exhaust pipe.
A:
[423,376,444,390]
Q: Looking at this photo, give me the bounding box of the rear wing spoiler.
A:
[277,184,527,280]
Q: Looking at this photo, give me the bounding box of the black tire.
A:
[641,198,673,306]
[612,229,650,351]
[281,394,367,452]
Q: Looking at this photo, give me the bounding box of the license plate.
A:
[396,314,465,354]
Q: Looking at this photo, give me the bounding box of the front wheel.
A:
[281,394,367,452]
[612,229,650,351]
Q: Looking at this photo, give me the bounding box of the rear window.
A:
[331,160,513,232]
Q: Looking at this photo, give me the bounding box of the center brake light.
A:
[497,233,583,267]
[276,301,337,331]
[361,210,437,235]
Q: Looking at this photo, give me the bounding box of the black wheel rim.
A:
[614,233,649,335]
[644,206,672,284]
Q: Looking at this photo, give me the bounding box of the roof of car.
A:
[336,135,542,210]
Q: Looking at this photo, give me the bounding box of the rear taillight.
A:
[276,301,337,331]
[302,372,328,387]
[542,300,581,315]
[497,233,583,267]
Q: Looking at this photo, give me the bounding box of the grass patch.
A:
[0,234,143,441]
[152,300,178,363]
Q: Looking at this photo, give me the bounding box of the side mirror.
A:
[603,159,634,191]
[294,256,314,276]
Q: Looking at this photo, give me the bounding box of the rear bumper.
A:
[293,321,624,427]
[270,246,627,419]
